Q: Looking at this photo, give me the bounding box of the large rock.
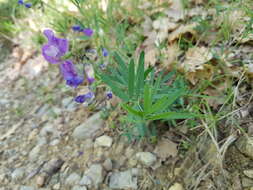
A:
[80,164,104,188]
[73,112,104,140]
[136,152,157,167]
[109,169,138,189]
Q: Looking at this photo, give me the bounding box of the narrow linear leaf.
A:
[144,67,154,79]
[114,52,128,82]
[158,90,185,111]
[147,112,195,121]
[136,51,145,98]
[121,103,143,117]
[128,59,135,98]
[144,84,152,114]
[99,74,129,101]
[148,96,168,114]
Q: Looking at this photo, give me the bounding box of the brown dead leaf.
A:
[168,23,198,42]
[145,46,157,66]
[153,17,178,31]
[180,46,213,72]
[166,9,185,22]
[154,138,178,160]
[185,64,214,85]
[162,43,181,69]
[142,16,153,36]
[169,0,183,11]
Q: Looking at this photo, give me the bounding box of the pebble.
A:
[136,152,157,167]
[95,135,113,147]
[72,186,87,190]
[72,112,104,140]
[53,183,60,190]
[244,170,253,178]
[80,164,103,187]
[65,173,81,185]
[103,158,113,171]
[236,136,253,159]
[20,186,35,190]
[109,169,138,189]
[29,145,42,160]
[79,175,92,186]
[36,175,46,187]
[169,183,184,190]
[11,167,25,181]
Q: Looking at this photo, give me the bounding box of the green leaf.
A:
[121,103,143,117]
[153,71,163,95]
[128,59,135,98]
[159,90,185,111]
[136,51,145,98]
[99,73,129,101]
[147,112,195,121]
[144,67,153,79]
[148,96,168,114]
[114,52,128,82]
[144,84,152,114]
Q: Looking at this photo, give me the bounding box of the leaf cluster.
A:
[98,51,194,138]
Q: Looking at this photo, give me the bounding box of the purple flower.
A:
[42,29,68,64]
[106,91,113,99]
[25,2,32,8]
[72,25,83,32]
[85,65,95,84]
[82,28,93,37]
[18,0,24,5]
[102,48,108,57]
[75,92,94,103]
[60,60,84,88]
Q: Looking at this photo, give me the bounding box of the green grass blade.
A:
[136,51,145,98]
[144,84,152,114]
[148,96,168,114]
[99,73,129,101]
[121,103,143,117]
[114,52,128,82]
[128,59,135,98]
[147,112,195,121]
[144,67,153,79]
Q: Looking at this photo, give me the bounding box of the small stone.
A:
[72,185,87,190]
[109,169,138,189]
[28,129,38,141]
[20,186,35,190]
[80,164,103,187]
[65,173,81,185]
[103,158,113,171]
[53,183,60,190]
[244,170,253,178]
[50,139,60,146]
[11,167,25,181]
[95,135,113,147]
[73,112,104,140]
[36,175,46,187]
[79,175,92,186]
[29,145,42,160]
[169,183,184,190]
[136,152,157,167]
[242,177,253,187]
[236,136,253,160]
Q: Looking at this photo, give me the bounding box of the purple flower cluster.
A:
[18,0,32,8]
[42,29,112,104]
[72,25,94,37]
